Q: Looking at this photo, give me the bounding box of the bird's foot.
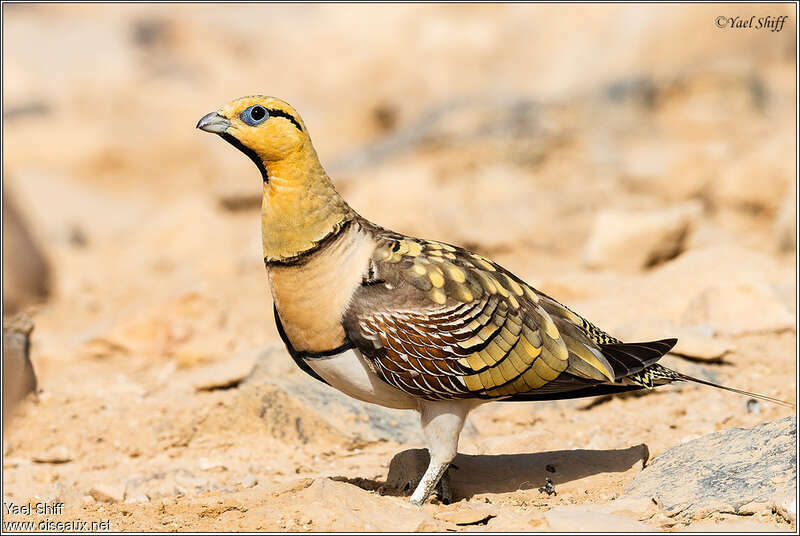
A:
[408,462,451,506]
[435,466,453,505]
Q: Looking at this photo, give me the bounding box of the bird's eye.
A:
[241,105,269,126]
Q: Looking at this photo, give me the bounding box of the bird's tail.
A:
[628,363,795,408]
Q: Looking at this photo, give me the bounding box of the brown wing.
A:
[342,235,653,401]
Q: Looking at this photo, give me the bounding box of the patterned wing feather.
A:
[343,234,664,401]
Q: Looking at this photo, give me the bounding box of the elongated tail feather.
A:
[671,370,795,408]
[624,364,794,407]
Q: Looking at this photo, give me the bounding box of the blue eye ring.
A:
[241,105,269,126]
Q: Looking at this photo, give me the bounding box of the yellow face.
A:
[197,95,308,162]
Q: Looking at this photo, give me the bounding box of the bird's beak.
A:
[196,112,231,134]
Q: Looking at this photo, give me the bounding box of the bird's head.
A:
[197,95,354,262]
[196,95,309,182]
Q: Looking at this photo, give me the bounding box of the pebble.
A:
[270,477,314,497]
[89,483,126,503]
[240,474,258,488]
[32,445,72,464]
[746,399,761,414]
[198,457,228,471]
[124,494,150,504]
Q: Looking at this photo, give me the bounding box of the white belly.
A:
[304,349,419,410]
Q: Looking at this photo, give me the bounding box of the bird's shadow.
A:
[334,444,648,501]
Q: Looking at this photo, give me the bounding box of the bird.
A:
[197,95,794,506]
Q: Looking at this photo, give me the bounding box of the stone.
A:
[624,417,796,522]
[124,494,150,504]
[2,184,51,314]
[269,478,314,497]
[615,318,735,362]
[240,474,258,488]
[669,333,735,362]
[191,351,256,391]
[683,518,791,531]
[89,483,127,504]
[32,445,72,464]
[2,314,38,428]
[681,282,794,335]
[583,202,702,271]
[198,458,228,471]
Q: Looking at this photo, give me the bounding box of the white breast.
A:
[305,349,419,410]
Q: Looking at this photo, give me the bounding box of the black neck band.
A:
[220,132,269,183]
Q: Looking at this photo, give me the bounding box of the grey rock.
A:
[243,344,476,445]
[2,314,38,428]
[624,417,796,523]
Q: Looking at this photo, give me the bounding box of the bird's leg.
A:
[436,465,453,504]
[409,400,470,506]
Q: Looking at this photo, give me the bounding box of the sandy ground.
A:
[2,4,797,532]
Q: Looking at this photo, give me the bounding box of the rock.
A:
[174,472,211,492]
[197,458,228,471]
[681,282,794,335]
[89,483,127,504]
[434,504,496,525]
[240,474,258,488]
[669,333,735,362]
[683,517,792,532]
[386,444,648,501]
[190,351,256,391]
[269,477,314,497]
[240,344,477,445]
[616,318,735,362]
[2,184,51,314]
[545,505,650,531]
[124,494,150,504]
[624,417,796,522]
[32,445,72,464]
[2,314,38,428]
[81,495,96,506]
[583,202,702,271]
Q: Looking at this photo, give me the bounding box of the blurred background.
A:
[2,3,796,531]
